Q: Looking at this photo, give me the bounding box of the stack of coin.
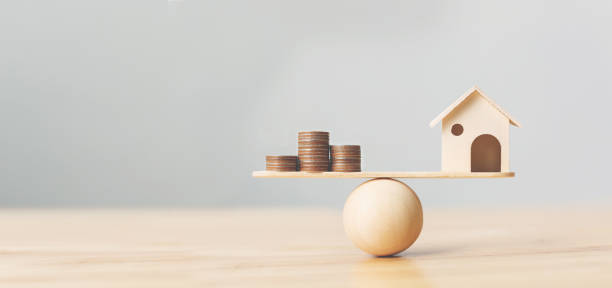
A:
[298,131,330,172]
[265,155,298,171]
[330,145,361,172]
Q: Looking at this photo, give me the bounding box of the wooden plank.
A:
[252,171,515,178]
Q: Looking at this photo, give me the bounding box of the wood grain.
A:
[0,207,611,287]
[252,171,515,178]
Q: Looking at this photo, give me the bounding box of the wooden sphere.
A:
[343,178,423,256]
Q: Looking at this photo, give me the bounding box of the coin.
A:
[329,145,361,172]
[265,155,298,171]
[297,131,331,172]
[331,145,360,149]
[298,131,329,135]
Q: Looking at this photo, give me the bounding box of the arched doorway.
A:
[471,134,501,172]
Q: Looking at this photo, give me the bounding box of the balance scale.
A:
[251,86,520,256]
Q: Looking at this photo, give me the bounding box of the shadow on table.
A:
[401,245,463,257]
[351,257,432,288]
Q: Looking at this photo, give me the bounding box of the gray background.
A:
[1,0,610,207]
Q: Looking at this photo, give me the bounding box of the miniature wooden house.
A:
[430,86,520,172]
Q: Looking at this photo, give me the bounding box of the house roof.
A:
[429,85,521,128]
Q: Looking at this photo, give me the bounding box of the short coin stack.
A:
[265,155,298,171]
[330,145,361,172]
[298,131,330,172]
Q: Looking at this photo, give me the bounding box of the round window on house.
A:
[451,123,463,136]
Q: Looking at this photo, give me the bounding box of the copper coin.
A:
[298,131,329,135]
[298,137,329,140]
[298,141,328,144]
[331,152,359,155]
[331,145,360,149]
[298,138,329,141]
[298,135,329,138]
[298,156,329,160]
[298,147,329,150]
[298,142,329,145]
[300,167,330,169]
[298,132,328,134]
[331,152,360,155]
[298,134,329,137]
[298,138,328,141]
[298,155,328,158]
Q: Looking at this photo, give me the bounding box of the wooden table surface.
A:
[1,207,611,287]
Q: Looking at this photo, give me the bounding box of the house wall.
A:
[441,93,510,172]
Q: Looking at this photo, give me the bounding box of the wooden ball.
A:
[343,178,423,256]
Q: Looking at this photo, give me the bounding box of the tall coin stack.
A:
[266,156,298,171]
[298,131,330,172]
[330,145,361,172]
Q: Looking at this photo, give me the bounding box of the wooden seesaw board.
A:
[252,171,515,178]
